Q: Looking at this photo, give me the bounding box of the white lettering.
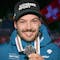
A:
[18,3,36,11]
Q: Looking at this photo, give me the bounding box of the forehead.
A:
[18,14,40,20]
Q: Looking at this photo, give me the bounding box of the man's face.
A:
[14,14,41,41]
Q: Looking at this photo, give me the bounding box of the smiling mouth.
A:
[23,32,34,37]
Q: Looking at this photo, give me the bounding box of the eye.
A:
[32,18,39,22]
[19,19,26,23]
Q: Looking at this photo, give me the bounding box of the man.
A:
[0,0,60,60]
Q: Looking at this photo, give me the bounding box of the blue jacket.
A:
[0,24,60,60]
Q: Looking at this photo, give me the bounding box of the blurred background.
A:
[0,0,60,47]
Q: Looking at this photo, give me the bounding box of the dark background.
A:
[0,0,52,18]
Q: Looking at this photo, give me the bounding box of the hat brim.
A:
[15,9,42,21]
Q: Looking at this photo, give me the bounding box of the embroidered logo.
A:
[9,53,20,60]
[18,3,36,11]
[47,49,52,54]
[42,55,49,58]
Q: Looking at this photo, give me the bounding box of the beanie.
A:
[13,0,42,21]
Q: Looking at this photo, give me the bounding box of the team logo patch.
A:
[47,49,52,54]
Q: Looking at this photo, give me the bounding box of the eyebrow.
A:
[32,18,40,20]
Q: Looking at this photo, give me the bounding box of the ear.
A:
[14,21,17,29]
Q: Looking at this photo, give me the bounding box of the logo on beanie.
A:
[18,3,36,11]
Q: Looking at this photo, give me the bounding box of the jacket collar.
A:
[10,24,51,47]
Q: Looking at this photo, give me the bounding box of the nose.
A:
[27,22,31,30]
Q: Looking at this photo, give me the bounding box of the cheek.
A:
[32,23,40,29]
[17,24,26,30]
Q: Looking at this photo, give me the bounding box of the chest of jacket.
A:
[8,43,56,60]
